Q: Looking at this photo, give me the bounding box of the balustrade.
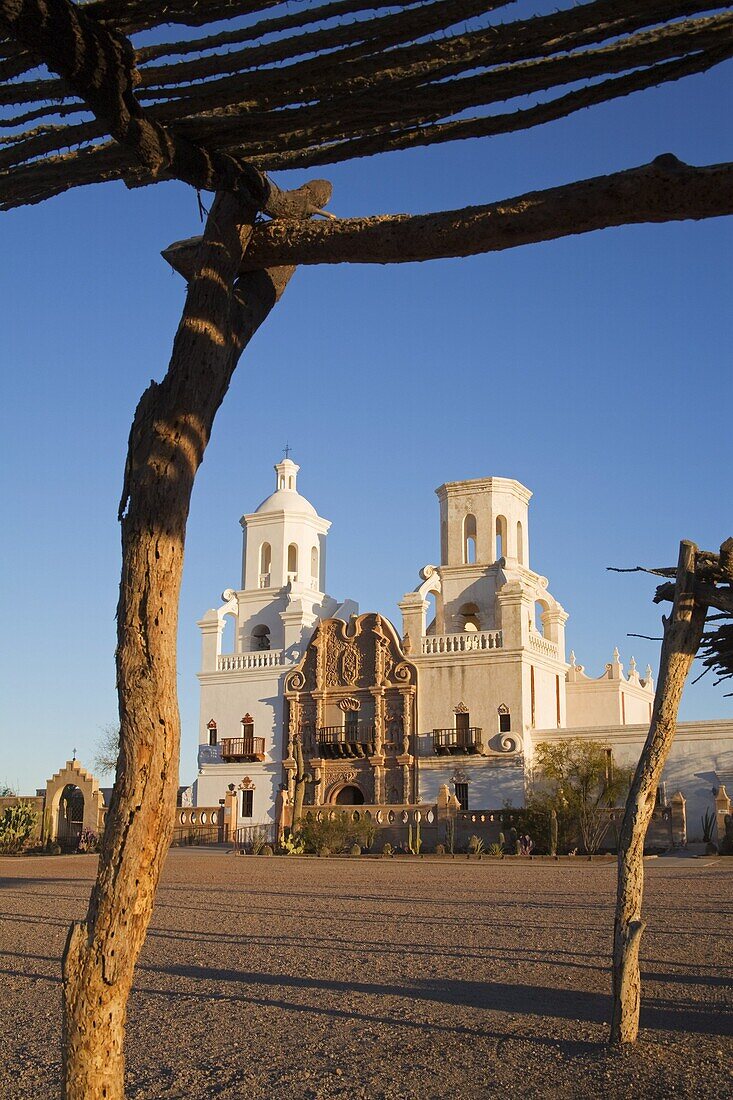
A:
[216,650,283,671]
[421,630,502,655]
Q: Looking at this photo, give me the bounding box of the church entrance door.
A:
[335,785,365,806]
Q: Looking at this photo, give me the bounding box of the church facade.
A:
[193,460,732,832]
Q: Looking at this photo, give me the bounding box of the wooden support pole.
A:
[60,190,296,1099]
[610,540,707,1046]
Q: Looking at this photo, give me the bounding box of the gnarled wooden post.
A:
[610,540,707,1046]
[61,190,298,1098]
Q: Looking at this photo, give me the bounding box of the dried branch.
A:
[162,157,733,275]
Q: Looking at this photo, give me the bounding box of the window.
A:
[242,714,254,739]
[241,789,253,818]
[498,707,511,733]
[454,782,469,811]
[259,542,271,575]
[252,624,270,651]
[287,543,298,579]
[207,720,217,746]
[463,514,477,564]
[345,710,359,736]
[311,545,319,582]
[516,520,524,565]
[495,515,507,561]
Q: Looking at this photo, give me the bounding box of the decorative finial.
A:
[283,442,292,460]
[629,656,637,672]
[569,650,576,666]
[613,646,620,662]
[645,664,653,679]
[72,747,77,761]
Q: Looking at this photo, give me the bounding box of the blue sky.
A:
[1,52,731,794]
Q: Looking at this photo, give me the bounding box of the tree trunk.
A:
[61,191,296,1099]
[610,540,707,1046]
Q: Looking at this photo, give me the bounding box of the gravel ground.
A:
[0,851,731,1099]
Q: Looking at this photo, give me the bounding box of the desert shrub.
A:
[0,802,39,854]
[349,843,361,857]
[259,844,274,856]
[77,828,100,853]
[381,842,393,857]
[434,843,445,856]
[46,842,62,855]
[298,812,369,855]
[318,847,331,858]
[351,817,378,851]
[486,843,504,857]
[468,835,485,855]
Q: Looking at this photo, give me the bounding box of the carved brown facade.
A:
[283,613,417,806]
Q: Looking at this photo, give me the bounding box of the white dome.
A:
[254,487,317,516]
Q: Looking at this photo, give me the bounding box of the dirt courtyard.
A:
[0,852,730,1099]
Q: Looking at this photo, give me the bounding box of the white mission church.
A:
[193,459,732,830]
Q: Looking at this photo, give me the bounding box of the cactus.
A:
[514,839,521,856]
[550,809,558,857]
[468,835,484,856]
[445,817,455,855]
[291,734,312,827]
[435,843,446,856]
[509,826,518,844]
[498,831,506,848]
[487,843,503,857]
[349,843,361,857]
[381,842,393,857]
[408,820,422,855]
[260,844,274,856]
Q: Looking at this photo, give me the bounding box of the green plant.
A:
[529,739,633,854]
[407,819,422,855]
[281,831,306,855]
[381,842,393,857]
[299,813,353,854]
[351,816,377,851]
[260,844,274,856]
[701,808,716,844]
[0,802,39,854]
[498,831,506,848]
[349,843,361,857]
[467,835,484,855]
[486,843,504,857]
[77,828,100,853]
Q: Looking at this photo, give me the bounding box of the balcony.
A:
[421,631,502,656]
[316,724,376,759]
[432,728,484,755]
[220,737,266,762]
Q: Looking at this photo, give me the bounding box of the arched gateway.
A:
[45,759,104,844]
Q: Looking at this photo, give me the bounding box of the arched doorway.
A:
[57,784,84,848]
[335,785,365,805]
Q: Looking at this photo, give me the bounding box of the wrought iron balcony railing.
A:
[316,724,376,759]
[432,728,483,755]
[220,736,266,761]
